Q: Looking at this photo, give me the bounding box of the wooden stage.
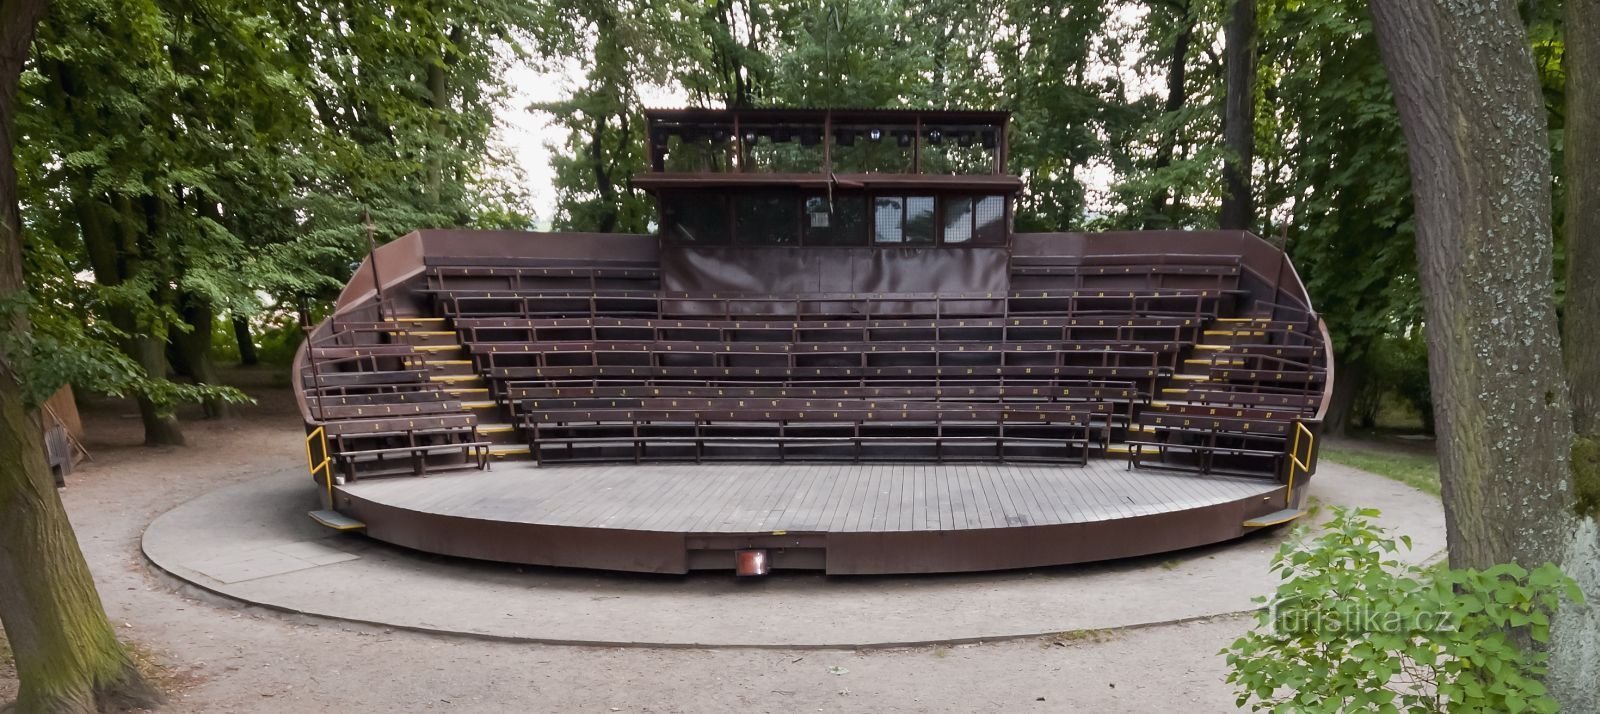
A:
[333,459,1292,574]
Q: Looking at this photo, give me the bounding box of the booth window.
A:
[942,195,1006,245]
[804,195,867,246]
[734,193,799,245]
[873,195,935,244]
[663,194,730,245]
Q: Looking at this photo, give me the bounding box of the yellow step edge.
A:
[490,445,531,456]
[1203,330,1266,337]
[1104,445,1130,455]
[414,344,462,352]
[1194,344,1230,351]
[462,401,498,409]
[432,359,472,365]
[1244,509,1307,528]
[445,387,489,393]
[1171,374,1211,381]
[429,374,481,383]
[1161,388,1191,394]
[1150,400,1171,408]
[395,317,446,323]
[397,330,456,336]
[1184,358,1242,365]
[478,424,515,434]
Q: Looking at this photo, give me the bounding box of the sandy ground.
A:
[4,373,1271,712]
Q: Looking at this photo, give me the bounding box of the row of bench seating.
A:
[301,351,489,480]
[517,399,1106,466]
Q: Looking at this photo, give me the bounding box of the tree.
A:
[1218,0,1255,231]
[1369,0,1599,708]
[1567,0,1600,438]
[1255,0,1420,436]
[0,0,162,710]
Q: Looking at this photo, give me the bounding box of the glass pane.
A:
[873,197,904,243]
[973,195,1006,245]
[734,194,799,245]
[905,196,935,244]
[943,196,974,244]
[662,195,729,245]
[804,194,867,246]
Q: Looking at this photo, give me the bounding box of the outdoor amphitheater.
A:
[287,108,1331,576]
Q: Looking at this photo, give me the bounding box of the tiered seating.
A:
[303,255,1327,479]
[423,259,1251,464]
[300,329,488,479]
[1129,314,1327,477]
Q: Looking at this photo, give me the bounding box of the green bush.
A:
[1223,507,1581,713]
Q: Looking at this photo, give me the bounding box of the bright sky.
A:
[493,60,688,229]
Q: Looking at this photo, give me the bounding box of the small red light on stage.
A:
[735,549,769,576]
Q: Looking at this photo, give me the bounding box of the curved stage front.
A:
[332,461,1290,574]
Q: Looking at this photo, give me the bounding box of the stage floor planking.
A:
[337,460,1281,534]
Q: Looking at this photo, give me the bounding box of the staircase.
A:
[379,319,531,463]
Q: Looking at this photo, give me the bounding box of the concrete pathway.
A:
[142,461,1444,648]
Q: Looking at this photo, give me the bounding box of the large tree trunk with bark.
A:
[1371,0,1599,708]
[1566,0,1600,437]
[0,1,162,710]
[1218,0,1255,231]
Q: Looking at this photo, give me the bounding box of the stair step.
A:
[414,344,463,352]
[490,445,531,457]
[430,374,481,383]
[1171,374,1211,382]
[1184,358,1243,365]
[1161,388,1190,395]
[308,510,366,532]
[1244,509,1306,528]
[1193,344,1230,351]
[462,401,498,409]
[1203,330,1266,337]
[478,424,516,434]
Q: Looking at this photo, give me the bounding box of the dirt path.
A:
[7,376,1254,712]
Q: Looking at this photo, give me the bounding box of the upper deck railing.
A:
[643,107,1011,177]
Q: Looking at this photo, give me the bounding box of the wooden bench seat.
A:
[1127,410,1294,478]
[1182,388,1320,414]
[320,415,489,479]
[519,401,1105,466]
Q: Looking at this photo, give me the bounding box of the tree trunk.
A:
[131,336,184,446]
[0,1,162,710]
[1371,0,1599,708]
[1144,0,1193,229]
[233,315,258,366]
[172,293,227,419]
[1218,0,1256,231]
[1321,350,1365,437]
[1566,0,1600,437]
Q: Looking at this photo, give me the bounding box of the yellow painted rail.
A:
[1286,420,1315,506]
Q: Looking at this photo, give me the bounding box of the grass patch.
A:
[1320,445,1440,495]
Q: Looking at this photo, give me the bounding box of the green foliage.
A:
[1353,332,1433,433]
[1225,508,1581,713]
[13,0,538,418]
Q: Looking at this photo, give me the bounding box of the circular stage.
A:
[143,462,1445,647]
[331,460,1290,574]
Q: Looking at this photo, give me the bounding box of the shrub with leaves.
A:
[1223,507,1582,713]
